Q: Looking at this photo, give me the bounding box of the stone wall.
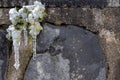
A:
[0,0,120,80]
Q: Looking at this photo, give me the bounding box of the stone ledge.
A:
[47,8,120,32]
[0,8,119,33]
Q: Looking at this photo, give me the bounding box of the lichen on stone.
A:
[99,29,116,43]
[6,1,46,70]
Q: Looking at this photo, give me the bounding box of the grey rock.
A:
[0,30,9,80]
[37,25,60,52]
[0,60,4,80]
[25,23,106,80]
[24,53,70,80]
[108,0,120,7]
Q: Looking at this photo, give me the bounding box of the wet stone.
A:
[25,23,106,80]
[0,30,9,80]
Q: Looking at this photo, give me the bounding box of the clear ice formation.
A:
[7,25,21,70]
[23,27,28,46]
[7,1,45,70]
[12,30,21,70]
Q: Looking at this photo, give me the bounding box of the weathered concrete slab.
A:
[0,0,120,8]
[24,23,106,80]
[0,30,9,80]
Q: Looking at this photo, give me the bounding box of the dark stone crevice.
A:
[44,22,99,35]
[0,25,10,30]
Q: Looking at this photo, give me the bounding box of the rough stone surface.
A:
[0,30,9,80]
[0,9,9,27]
[24,23,106,80]
[0,0,108,7]
[24,53,70,80]
[0,0,120,8]
[40,0,108,8]
[0,1,119,80]
[46,8,120,32]
[99,29,120,80]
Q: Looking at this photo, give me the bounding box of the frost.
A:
[9,8,19,25]
[6,1,46,70]
[18,8,27,19]
[29,22,43,37]
[29,22,43,60]
[28,14,35,24]
[6,25,14,40]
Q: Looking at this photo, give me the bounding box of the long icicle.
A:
[23,27,28,46]
[12,30,21,70]
[13,41,20,70]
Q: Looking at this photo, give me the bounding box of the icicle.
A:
[23,27,28,46]
[13,42,20,70]
[32,35,37,60]
[12,30,21,70]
